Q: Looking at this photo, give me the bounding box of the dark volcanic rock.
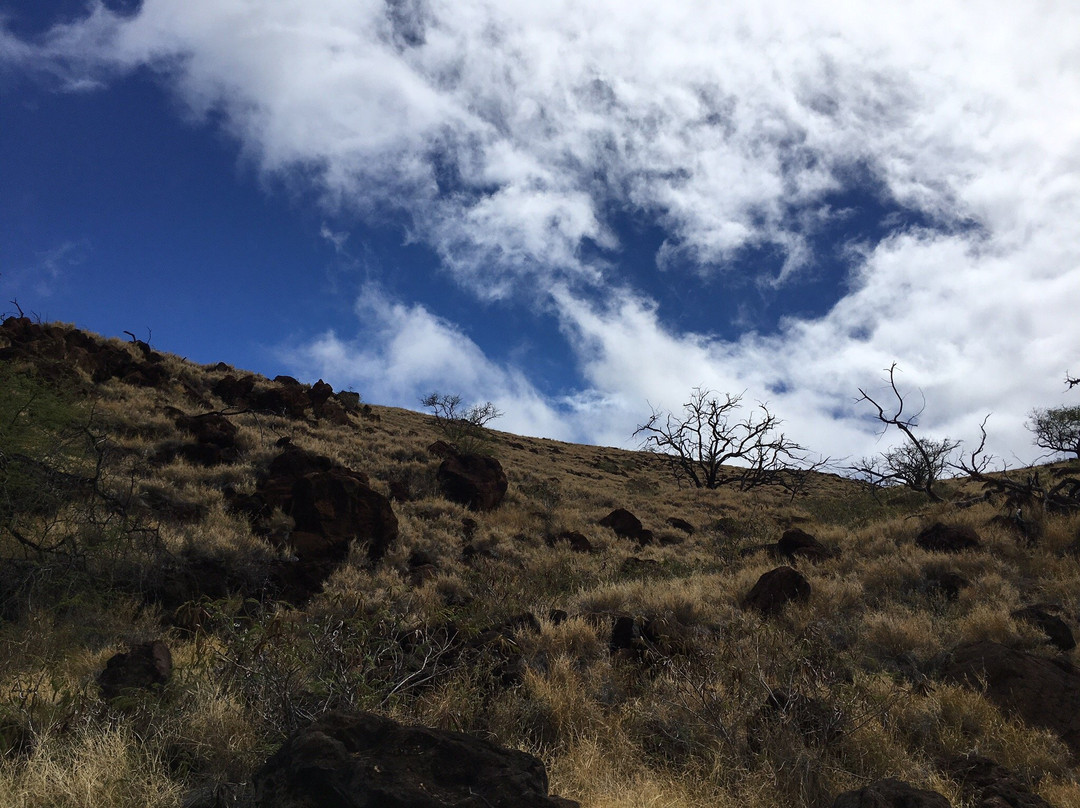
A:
[923,569,970,601]
[253,384,310,419]
[437,453,508,511]
[599,508,643,540]
[944,753,1053,808]
[98,641,172,701]
[212,374,256,406]
[916,522,982,553]
[741,566,811,615]
[308,379,334,413]
[831,779,950,808]
[230,447,397,601]
[944,640,1080,755]
[777,528,834,562]
[1011,605,1076,652]
[254,710,579,808]
[666,517,694,534]
[549,531,593,553]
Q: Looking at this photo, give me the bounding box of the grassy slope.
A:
[1,323,1079,807]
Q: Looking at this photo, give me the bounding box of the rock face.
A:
[944,640,1080,755]
[98,641,172,701]
[831,779,950,808]
[253,710,580,808]
[945,754,1053,808]
[0,318,170,388]
[916,522,982,553]
[437,453,508,511]
[777,528,835,562]
[741,566,811,615]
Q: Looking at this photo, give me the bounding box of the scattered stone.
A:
[667,517,694,534]
[620,556,661,576]
[437,453,508,511]
[253,710,580,808]
[923,569,970,601]
[916,522,982,553]
[831,779,950,808]
[944,753,1053,808]
[777,528,835,562]
[1011,605,1076,652]
[337,391,361,411]
[549,531,593,553]
[741,567,811,615]
[273,375,301,386]
[388,478,412,502]
[610,615,642,654]
[98,641,172,702]
[635,529,655,546]
[944,640,1080,756]
[549,609,569,625]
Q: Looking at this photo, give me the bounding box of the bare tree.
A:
[634,388,818,493]
[852,364,959,502]
[421,392,503,454]
[1026,405,1080,459]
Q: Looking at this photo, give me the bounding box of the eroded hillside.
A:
[1,318,1079,808]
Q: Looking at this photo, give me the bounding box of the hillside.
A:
[1,317,1079,808]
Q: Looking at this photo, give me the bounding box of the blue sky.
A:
[2,0,1079,465]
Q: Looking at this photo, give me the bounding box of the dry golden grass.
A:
[2,329,1080,807]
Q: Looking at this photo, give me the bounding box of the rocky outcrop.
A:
[254,710,579,808]
[0,318,169,387]
[741,567,811,615]
[943,640,1080,755]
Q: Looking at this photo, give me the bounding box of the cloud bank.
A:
[6,0,1080,462]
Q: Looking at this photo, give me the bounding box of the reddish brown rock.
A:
[437,453,508,511]
[741,566,811,615]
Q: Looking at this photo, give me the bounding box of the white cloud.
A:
[7,0,1080,464]
[282,284,576,442]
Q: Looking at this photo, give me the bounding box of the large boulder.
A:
[229,447,397,601]
[831,779,950,808]
[437,453,508,511]
[916,523,982,553]
[741,566,811,615]
[599,508,644,540]
[253,710,579,808]
[943,640,1080,756]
